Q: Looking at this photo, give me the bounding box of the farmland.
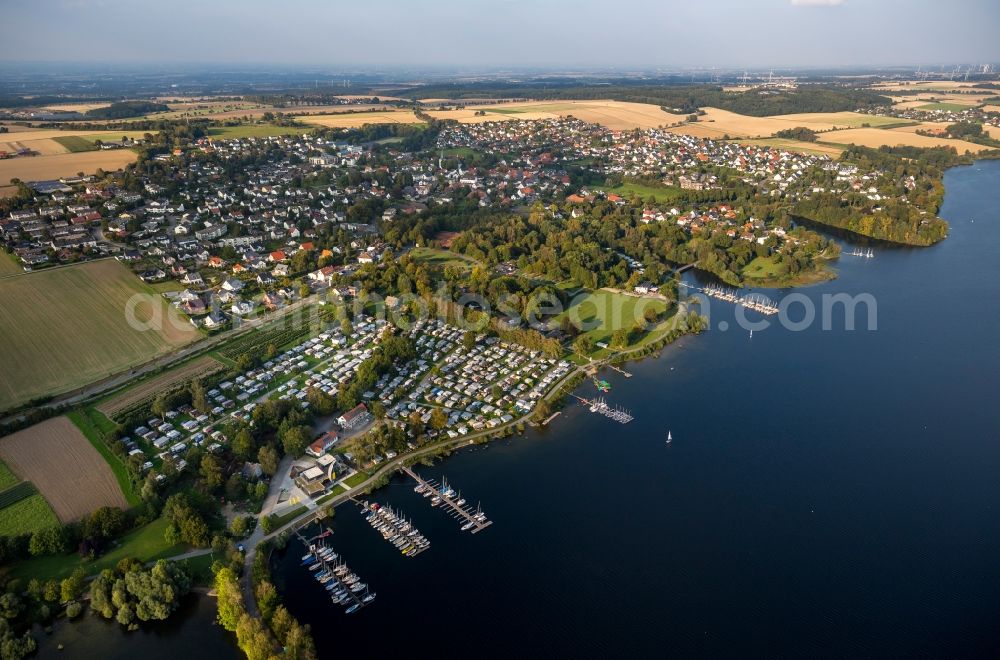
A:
[302,110,423,128]
[0,259,198,412]
[916,102,973,112]
[0,494,60,537]
[729,138,846,157]
[206,124,313,139]
[429,100,688,130]
[0,249,21,275]
[0,461,18,490]
[96,355,224,419]
[0,149,137,185]
[667,108,903,140]
[816,128,991,153]
[0,128,151,157]
[0,416,128,522]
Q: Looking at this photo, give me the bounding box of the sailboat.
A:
[749,329,753,340]
[666,431,672,444]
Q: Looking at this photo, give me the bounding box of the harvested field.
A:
[985,125,1000,140]
[0,149,137,184]
[729,138,845,157]
[816,128,990,153]
[301,110,423,128]
[97,355,224,419]
[431,100,687,130]
[0,259,198,411]
[667,108,898,139]
[0,128,151,157]
[0,416,128,522]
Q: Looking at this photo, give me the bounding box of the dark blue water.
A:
[272,160,1000,659]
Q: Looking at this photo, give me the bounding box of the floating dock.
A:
[400,466,492,534]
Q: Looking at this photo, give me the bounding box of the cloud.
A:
[790,0,843,6]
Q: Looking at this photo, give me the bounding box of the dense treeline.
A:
[84,101,170,119]
[389,82,891,116]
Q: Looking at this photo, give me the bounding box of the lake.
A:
[53,160,1000,659]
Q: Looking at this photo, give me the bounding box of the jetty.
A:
[570,394,634,424]
[400,466,492,534]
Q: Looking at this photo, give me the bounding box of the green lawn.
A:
[918,102,971,112]
[0,460,18,491]
[67,410,140,507]
[206,124,312,140]
[486,108,526,115]
[409,247,480,269]
[743,255,785,280]
[0,494,60,537]
[315,485,346,505]
[556,289,668,349]
[594,181,684,203]
[268,505,307,529]
[343,472,369,488]
[52,136,97,152]
[0,250,23,276]
[8,517,186,582]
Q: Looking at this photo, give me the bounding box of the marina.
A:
[570,394,635,424]
[400,466,493,533]
[681,282,780,315]
[296,529,375,613]
[355,499,431,557]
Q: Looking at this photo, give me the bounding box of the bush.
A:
[65,602,83,619]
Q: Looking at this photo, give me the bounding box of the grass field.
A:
[816,127,990,153]
[0,249,21,275]
[206,124,313,139]
[0,461,18,491]
[0,259,198,411]
[0,149,137,184]
[343,472,369,488]
[408,247,479,269]
[301,111,423,128]
[0,416,130,521]
[0,494,60,537]
[51,136,96,152]
[917,102,972,112]
[7,517,185,582]
[555,289,668,347]
[594,181,684,203]
[729,138,846,157]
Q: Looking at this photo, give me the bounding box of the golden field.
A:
[816,128,990,153]
[729,138,846,158]
[666,108,898,139]
[431,100,688,130]
[0,127,151,157]
[301,110,424,127]
[0,149,137,183]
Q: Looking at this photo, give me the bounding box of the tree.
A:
[60,567,86,603]
[572,334,594,355]
[254,580,279,621]
[200,454,224,491]
[151,393,168,421]
[190,379,209,414]
[214,567,244,632]
[230,515,253,539]
[305,387,336,416]
[429,408,448,431]
[280,425,311,457]
[236,612,273,660]
[232,428,256,461]
[258,445,279,476]
[225,473,246,501]
[462,330,476,350]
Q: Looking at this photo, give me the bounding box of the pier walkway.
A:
[400,466,492,534]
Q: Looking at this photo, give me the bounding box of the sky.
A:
[1,0,998,70]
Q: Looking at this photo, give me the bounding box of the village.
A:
[0,112,934,334]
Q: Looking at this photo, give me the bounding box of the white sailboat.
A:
[666,431,672,444]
